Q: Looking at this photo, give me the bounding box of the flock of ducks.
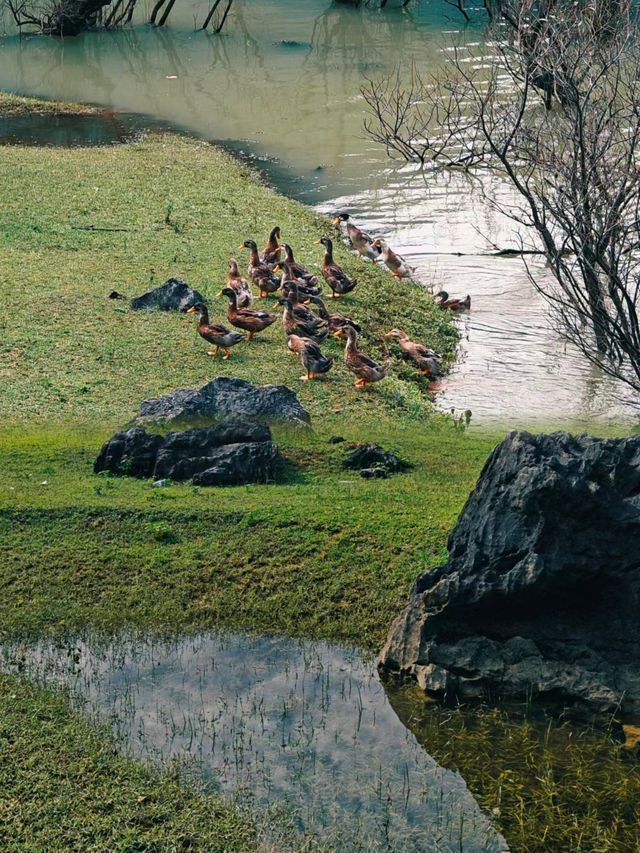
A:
[186,217,471,388]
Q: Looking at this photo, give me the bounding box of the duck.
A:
[384,328,441,376]
[220,286,277,340]
[371,239,412,279]
[238,239,280,297]
[278,293,329,343]
[186,302,245,359]
[435,290,471,311]
[225,259,253,308]
[261,226,282,266]
[307,296,362,334]
[315,236,357,298]
[333,326,388,389]
[277,262,323,299]
[333,213,380,261]
[287,334,333,381]
[279,243,319,286]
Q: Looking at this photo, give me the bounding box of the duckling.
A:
[287,334,333,381]
[186,302,245,359]
[238,239,280,297]
[261,226,282,266]
[221,286,277,341]
[315,236,357,298]
[307,296,362,334]
[278,293,329,343]
[333,213,380,261]
[435,290,471,311]
[384,328,441,376]
[225,259,253,308]
[280,243,319,286]
[333,326,388,389]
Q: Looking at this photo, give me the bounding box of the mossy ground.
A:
[1,92,639,853]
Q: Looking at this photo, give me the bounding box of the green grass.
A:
[0,673,255,851]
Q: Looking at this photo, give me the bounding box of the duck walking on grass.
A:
[279,243,319,286]
[277,262,323,299]
[333,213,380,261]
[333,326,388,389]
[307,296,362,334]
[221,286,277,341]
[371,239,412,279]
[385,328,441,376]
[261,226,282,266]
[186,302,245,359]
[238,239,280,297]
[315,236,357,298]
[279,291,329,343]
[225,259,253,307]
[287,334,333,381]
[435,290,471,311]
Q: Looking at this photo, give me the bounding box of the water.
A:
[0,0,637,427]
[2,631,509,851]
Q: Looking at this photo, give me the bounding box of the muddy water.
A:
[0,0,637,427]
[2,632,509,851]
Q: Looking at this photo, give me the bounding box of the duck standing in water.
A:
[384,328,441,376]
[220,286,277,341]
[333,326,388,389]
[261,226,282,266]
[238,239,280,298]
[225,259,253,308]
[287,334,333,381]
[315,236,357,298]
[371,239,412,279]
[186,302,245,359]
[333,213,380,261]
[435,290,471,311]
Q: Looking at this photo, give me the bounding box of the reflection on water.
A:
[0,0,637,427]
[1,632,508,851]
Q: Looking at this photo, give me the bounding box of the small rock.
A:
[328,436,345,444]
[130,278,205,313]
[344,444,407,474]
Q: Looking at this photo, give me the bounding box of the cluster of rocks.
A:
[379,430,640,716]
[129,278,206,313]
[95,420,278,487]
[95,378,311,487]
[343,443,409,479]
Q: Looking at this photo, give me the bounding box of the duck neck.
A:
[324,244,334,265]
[344,330,357,354]
[198,306,210,324]
[249,246,260,266]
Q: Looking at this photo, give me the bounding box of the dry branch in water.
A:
[363,0,640,396]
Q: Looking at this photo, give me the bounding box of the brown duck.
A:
[307,296,361,334]
[333,326,388,388]
[279,293,329,343]
[384,328,441,375]
[287,334,333,381]
[315,236,357,298]
[280,243,319,286]
[225,259,253,308]
[221,286,277,340]
[435,290,471,311]
[261,226,282,266]
[238,239,280,297]
[186,302,245,359]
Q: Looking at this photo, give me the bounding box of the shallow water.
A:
[0,0,637,427]
[2,631,508,851]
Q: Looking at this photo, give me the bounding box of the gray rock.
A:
[379,430,640,716]
[344,443,407,473]
[94,427,163,478]
[94,419,278,487]
[130,278,205,312]
[192,441,279,486]
[136,377,311,427]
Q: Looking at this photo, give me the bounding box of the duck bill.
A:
[313,239,323,245]
[186,306,197,313]
[237,244,246,250]
[332,217,341,226]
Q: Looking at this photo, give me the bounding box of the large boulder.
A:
[130,278,205,312]
[94,419,279,486]
[136,377,311,427]
[379,430,640,716]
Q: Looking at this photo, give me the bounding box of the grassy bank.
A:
[0,673,254,851]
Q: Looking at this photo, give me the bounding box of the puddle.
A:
[2,631,508,851]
